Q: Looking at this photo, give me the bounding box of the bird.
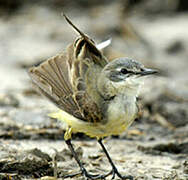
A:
[28,14,157,180]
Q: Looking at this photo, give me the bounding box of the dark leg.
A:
[98,139,133,180]
[64,139,108,179]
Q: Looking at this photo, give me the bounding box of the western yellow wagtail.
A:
[28,14,157,179]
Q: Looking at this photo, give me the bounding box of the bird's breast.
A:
[105,95,138,135]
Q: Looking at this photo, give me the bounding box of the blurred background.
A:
[0,0,188,179]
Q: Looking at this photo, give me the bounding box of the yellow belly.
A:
[49,109,136,140]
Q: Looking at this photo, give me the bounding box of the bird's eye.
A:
[140,68,144,72]
[120,68,128,74]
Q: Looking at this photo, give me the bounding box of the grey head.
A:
[104,58,157,82]
[97,58,157,98]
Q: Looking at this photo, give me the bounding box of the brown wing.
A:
[29,14,109,123]
[63,13,108,68]
[28,52,83,120]
[67,36,108,123]
[61,15,109,123]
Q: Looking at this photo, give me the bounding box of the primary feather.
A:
[29,24,108,124]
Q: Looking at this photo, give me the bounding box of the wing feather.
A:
[68,37,108,123]
[29,15,110,124]
[28,52,84,120]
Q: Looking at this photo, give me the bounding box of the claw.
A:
[82,168,107,179]
[110,167,133,180]
[63,168,109,179]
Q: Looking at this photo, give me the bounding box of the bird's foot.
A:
[63,168,110,179]
[107,167,133,180]
[81,168,110,180]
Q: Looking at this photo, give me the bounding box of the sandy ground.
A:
[0,1,188,180]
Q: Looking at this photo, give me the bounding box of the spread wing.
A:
[28,52,83,120]
[67,36,108,123]
[29,14,109,123]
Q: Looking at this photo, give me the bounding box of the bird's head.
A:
[98,58,158,99]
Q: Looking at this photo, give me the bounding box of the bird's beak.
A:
[139,68,158,76]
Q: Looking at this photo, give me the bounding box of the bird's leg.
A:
[64,139,107,179]
[98,139,133,180]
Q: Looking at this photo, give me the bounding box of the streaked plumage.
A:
[28,14,157,179]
